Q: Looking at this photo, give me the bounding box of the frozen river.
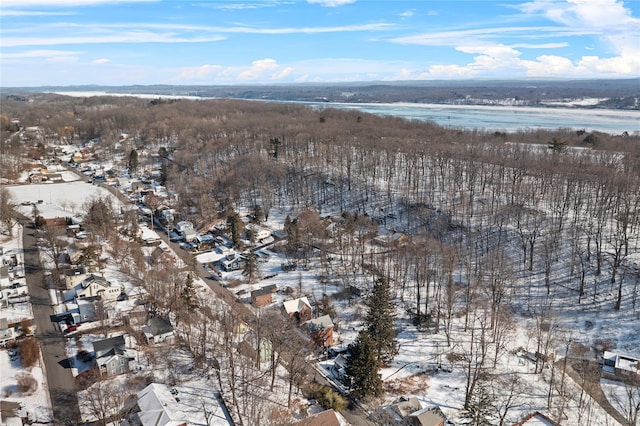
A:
[306,102,639,135]
[53,91,639,135]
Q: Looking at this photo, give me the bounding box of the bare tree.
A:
[0,187,18,236]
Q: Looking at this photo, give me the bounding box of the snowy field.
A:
[6,180,116,220]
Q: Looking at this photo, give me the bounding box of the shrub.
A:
[16,373,38,395]
[18,337,40,368]
[304,383,348,412]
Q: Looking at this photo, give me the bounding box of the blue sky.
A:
[1,0,638,86]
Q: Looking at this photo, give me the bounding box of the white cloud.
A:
[306,0,356,7]
[399,10,415,18]
[1,0,155,6]
[2,33,227,47]
[238,58,280,80]
[1,22,393,48]
[91,58,111,64]
[1,49,82,58]
[0,10,75,16]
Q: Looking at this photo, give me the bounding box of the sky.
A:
[0,0,639,87]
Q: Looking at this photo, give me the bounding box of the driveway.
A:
[20,216,80,425]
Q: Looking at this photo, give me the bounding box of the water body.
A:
[53,91,638,135]
[305,102,639,135]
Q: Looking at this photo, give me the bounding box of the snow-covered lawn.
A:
[6,180,116,220]
[0,348,52,423]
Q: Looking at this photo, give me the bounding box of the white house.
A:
[75,274,123,302]
[245,223,271,241]
[141,317,175,345]
[602,351,640,378]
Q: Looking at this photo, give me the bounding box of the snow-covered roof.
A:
[137,383,188,426]
[283,297,311,315]
[603,351,640,374]
[304,315,334,332]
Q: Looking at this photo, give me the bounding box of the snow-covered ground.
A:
[6,180,115,220]
[0,349,52,423]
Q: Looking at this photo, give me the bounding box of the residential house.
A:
[134,383,188,426]
[150,246,174,266]
[601,351,640,379]
[220,254,247,272]
[386,398,448,426]
[407,407,447,426]
[64,265,87,289]
[292,409,348,426]
[251,286,275,308]
[134,382,231,426]
[75,274,123,302]
[245,223,271,241]
[43,217,68,232]
[513,411,560,426]
[195,233,216,251]
[92,335,134,376]
[304,315,334,347]
[175,221,194,241]
[390,396,423,419]
[372,232,409,247]
[142,317,175,345]
[0,317,15,345]
[282,297,312,324]
[72,297,101,324]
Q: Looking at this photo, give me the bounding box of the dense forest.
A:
[1,93,640,424]
[4,78,640,108]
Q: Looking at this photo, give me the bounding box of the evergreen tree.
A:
[459,384,496,426]
[365,277,399,365]
[181,273,199,309]
[346,330,382,399]
[128,149,139,173]
[226,210,243,248]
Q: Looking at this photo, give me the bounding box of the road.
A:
[20,216,81,425]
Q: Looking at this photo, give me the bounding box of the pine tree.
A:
[226,210,243,248]
[365,277,399,365]
[459,384,496,426]
[346,330,382,399]
[128,149,139,173]
[181,273,198,309]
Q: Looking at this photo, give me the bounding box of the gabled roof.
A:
[513,411,560,426]
[391,396,422,418]
[147,317,174,336]
[252,286,274,298]
[93,334,126,358]
[137,383,188,426]
[293,409,348,426]
[408,406,447,426]
[283,297,312,315]
[80,274,111,289]
[304,315,334,333]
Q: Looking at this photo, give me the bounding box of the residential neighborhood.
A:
[1,87,639,426]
